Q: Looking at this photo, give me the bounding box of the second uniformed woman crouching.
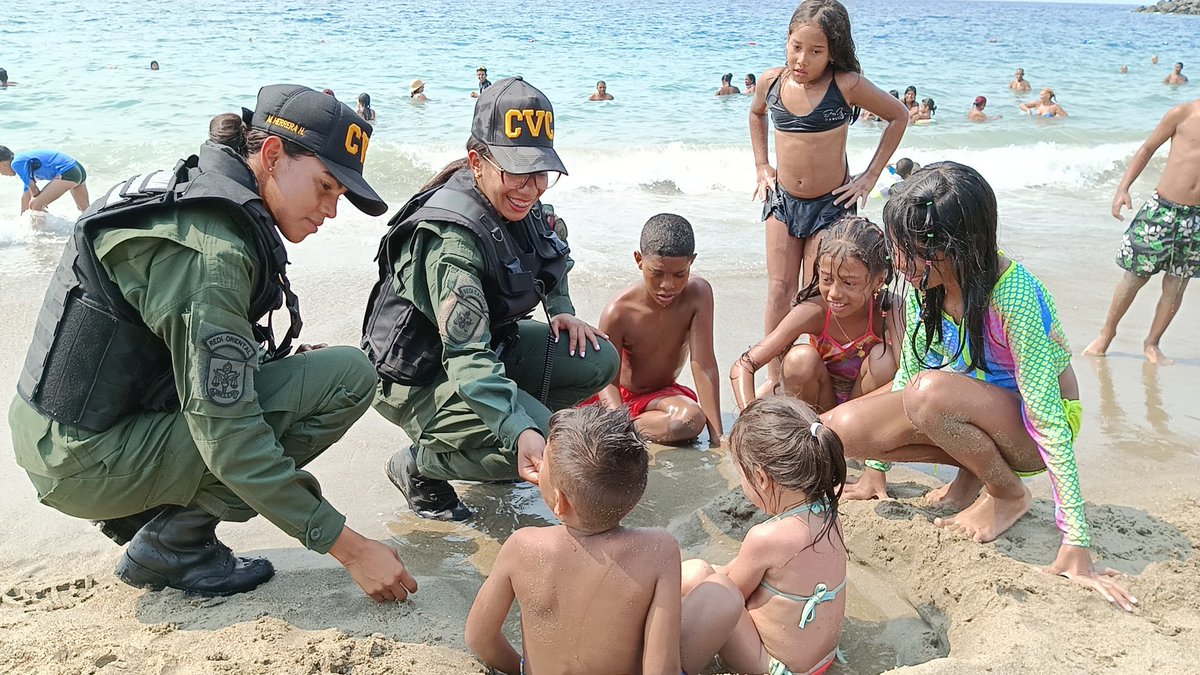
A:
[364,77,618,520]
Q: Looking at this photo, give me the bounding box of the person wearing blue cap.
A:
[10,85,417,602]
[364,77,618,522]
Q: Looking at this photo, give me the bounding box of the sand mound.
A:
[669,468,1200,674]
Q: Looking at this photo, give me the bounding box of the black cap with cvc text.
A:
[245,84,389,216]
[471,77,568,176]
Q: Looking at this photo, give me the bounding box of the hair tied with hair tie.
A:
[810,422,822,437]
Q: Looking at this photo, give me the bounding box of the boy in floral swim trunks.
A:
[1085,98,1200,364]
[584,214,724,445]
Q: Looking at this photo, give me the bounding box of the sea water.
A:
[2,0,1198,277]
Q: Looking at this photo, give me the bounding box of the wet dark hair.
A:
[0,69,8,85]
[922,97,937,115]
[208,112,315,161]
[547,406,648,532]
[789,0,861,74]
[722,72,733,84]
[0,145,12,163]
[883,161,1000,375]
[730,396,845,550]
[895,157,915,178]
[640,213,695,258]
[357,92,372,108]
[420,136,493,191]
[904,85,917,97]
[597,80,606,87]
[746,73,757,84]
[888,89,899,98]
[794,215,893,341]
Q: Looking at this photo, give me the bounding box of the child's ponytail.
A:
[730,397,847,551]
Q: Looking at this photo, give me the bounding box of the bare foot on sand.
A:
[1082,333,1113,357]
[1144,343,1174,365]
[934,486,1032,543]
[843,468,889,501]
[923,471,983,510]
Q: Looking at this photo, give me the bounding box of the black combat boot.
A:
[114,506,275,596]
[386,446,472,521]
[92,506,167,545]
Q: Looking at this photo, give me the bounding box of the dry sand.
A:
[2,210,1200,674]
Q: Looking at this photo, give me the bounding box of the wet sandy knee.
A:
[903,371,958,431]
[824,405,869,459]
[782,343,824,386]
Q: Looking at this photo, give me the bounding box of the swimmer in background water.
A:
[911,97,936,122]
[745,73,757,95]
[410,79,428,102]
[1165,62,1188,85]
[471,66,491,99]
[861,89,898,122]
[902,85,918,111]
[357,93,376,121]
[0,68,16,87]
[880,157,918,197]
[1120,65,1129,74]
[716,72,741,96]
[149,60,160,71]
[1009,67,1031,92]
[1021,88,1067,118]
[968,96,1000,122]
[588,80,614,101]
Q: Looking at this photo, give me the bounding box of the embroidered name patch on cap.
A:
[503,109,554,140]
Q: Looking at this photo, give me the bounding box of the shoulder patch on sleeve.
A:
[438,275,488,346]
[201,331,257,406]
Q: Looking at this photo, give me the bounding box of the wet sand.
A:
[2,213,1200,674]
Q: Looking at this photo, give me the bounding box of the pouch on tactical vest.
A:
[362,168,569,386]
[17,142,301,432]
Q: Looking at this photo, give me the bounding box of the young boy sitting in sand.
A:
[465,406,682,674]
[586,213,724,445]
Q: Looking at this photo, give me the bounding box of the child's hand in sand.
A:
[330,527,419,602]
[1045,544,1137,612]
[843,467,890,501]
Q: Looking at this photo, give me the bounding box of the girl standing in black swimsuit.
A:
[748,0,908,395]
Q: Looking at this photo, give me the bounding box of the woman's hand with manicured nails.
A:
[550,313,606,358]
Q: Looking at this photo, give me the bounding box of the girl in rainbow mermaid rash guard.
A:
[825,162,1136,611]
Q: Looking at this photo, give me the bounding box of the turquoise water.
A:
[2,0,1198,272]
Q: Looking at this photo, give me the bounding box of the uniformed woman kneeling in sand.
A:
[363,77,618,521]
[10,85,417,602]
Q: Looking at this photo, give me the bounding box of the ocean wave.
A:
[358,138,1155,209]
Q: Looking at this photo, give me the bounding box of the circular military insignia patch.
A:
[202,332,257,406]
[439,277,488,346]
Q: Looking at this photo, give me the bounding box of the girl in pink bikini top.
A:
[731,216,898,412]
